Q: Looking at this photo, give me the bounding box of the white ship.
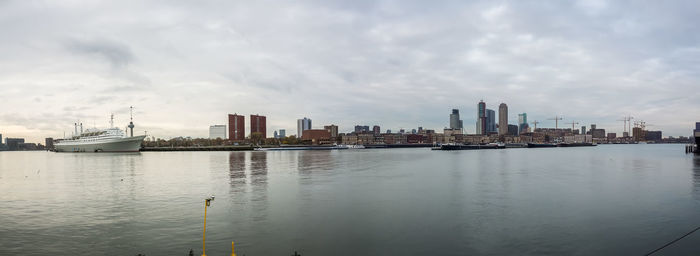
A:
[55,108,146,153]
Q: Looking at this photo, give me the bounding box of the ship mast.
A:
[128,106,135,137]
[110,114,114,128]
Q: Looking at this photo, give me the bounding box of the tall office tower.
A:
[486,109,496,133]
[518,113,528,133]
[476,100,487,135]
[581,126,587,135]
[449,109,463,130]
[228,114,245,141]
[498,103,508,135]
[273,130,278,139]
[279,129,286,138]
[372,125,381,135]
[209,125,227,139]
[250,114,267,138]
[297,117,312,137]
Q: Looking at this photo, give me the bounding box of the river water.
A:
[1,144,699,255]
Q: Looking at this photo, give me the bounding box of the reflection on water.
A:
[228,152,246,189]
[2,145,700,255]
[693,155,700,199]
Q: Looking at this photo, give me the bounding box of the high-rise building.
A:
[486,109,496,133]
[507,124,519,136]
[228,114,245,141]
[372,125,381,135]
[449,109,463,130]
[273,130,278,138]
[279,129,286,138]
[250,114,267,138]
[581,126,586,136]
[498,103,508,135]
[297,117,312,137]
[518,113,528,134]
[476,100,487,135]
[209,125,226,139]
[324,125,339,138]
[354,125,370,133]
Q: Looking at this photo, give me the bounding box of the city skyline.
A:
[1,1,699,143]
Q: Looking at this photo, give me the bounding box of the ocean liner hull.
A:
[55,135,146,152]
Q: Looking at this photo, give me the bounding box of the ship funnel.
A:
[74,123,78,136]
[80,123,83,135]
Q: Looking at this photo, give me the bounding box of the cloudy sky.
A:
[1,0,699,143]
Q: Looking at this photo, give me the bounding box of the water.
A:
[1,144,699,255]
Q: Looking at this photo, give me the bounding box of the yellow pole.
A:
[231,241,236,256]
[202,200,208,256]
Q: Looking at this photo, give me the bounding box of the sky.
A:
[1,0,699,143]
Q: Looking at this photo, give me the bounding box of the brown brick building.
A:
[228,114,245,141]
[250,114,267,138]
[302,129,332,145]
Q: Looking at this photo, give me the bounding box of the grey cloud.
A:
[65,38,134,69]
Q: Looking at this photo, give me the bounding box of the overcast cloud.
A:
[1,0,699,143]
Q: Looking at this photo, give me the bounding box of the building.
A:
[355,125,370,133]
[645,131,662,142]
[449,109,463,131]
[499,103,508,135]
[589,124,606,138]
[5,138,25,151]
[632,127,644,141]
[507,124,519,136]
[209,125,226,139]
[250,114,267,138]
[486,109,496,133]
[476,100,487,135]
[297,117,312,137]
[302,129,332,145]
[518,113,528,134]
[581,126,586,136]
[45,138,54,150]
[372,125,381,136]
[228,114,245,141]
[273,131,278,138]
[279,129,286,138]
[324,125,339,138]
[607,133,617,139]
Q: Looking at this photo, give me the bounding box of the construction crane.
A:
[531,120,540,131]
[548,116,563,129]
[617,115,634,135]
[566,121,579,131]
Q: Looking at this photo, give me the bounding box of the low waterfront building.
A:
[645,131,662,142]
[209,125,226,139]
[301,129,332,145]
[5,138,24,151]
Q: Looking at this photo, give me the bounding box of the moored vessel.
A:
[54,108,145,153]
